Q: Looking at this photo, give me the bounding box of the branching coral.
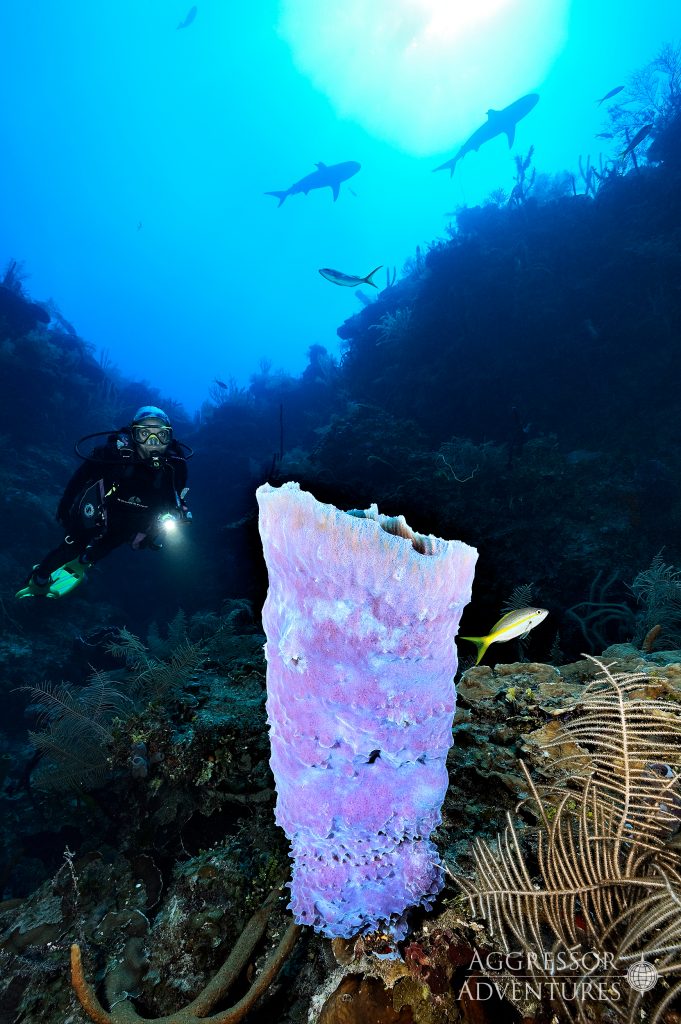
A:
[565,569,636,651]
[70,881,301,1024]
[370,306,413,346]
[509,146,536,205]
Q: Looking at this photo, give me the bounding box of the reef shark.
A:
[265,160,361,206]
[433,93,539,176]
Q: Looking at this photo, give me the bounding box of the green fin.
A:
[46,559,89,598]
[16,559,88,600]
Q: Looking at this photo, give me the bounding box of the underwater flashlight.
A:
[158,512,178,534]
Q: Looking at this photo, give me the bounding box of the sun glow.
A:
[403,0,512,46]
[278,0,569,154]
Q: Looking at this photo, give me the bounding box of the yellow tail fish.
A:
[461,607,548,665]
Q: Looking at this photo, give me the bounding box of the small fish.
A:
[620,123,653,160]
[177,5,197,29]
[596,132,614,140]
[460,607,548,665]
[214,378,228,389]
[596,85,624,105]
[319,266,382,289]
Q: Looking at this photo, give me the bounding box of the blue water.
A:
[0,0,678,412]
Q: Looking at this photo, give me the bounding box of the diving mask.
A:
[132,424,173,445]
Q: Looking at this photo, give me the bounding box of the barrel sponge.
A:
[256,482,477,938]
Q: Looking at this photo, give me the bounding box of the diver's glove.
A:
[134,531,164,551]
[178,487,192,525]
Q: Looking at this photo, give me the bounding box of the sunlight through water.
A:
[278,0,570,154]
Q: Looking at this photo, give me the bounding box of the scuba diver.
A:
[17,406,192,599]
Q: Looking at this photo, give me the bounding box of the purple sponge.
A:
[256,482,477,938]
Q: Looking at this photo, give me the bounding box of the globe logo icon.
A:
[627,959,658,993]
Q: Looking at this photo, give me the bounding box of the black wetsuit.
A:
[36,430,188,578]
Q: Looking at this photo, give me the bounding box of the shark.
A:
[433,93,539,176]
[265,160,361,206]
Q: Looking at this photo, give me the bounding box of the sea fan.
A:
[23,672,133,791]
[630,550,681,647]
[105,626,155,673]
[133,638,203,702]
[105,624,201,700]
[501,582,535,614]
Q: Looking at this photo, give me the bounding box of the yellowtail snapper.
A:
[461,607,548,665]
[319,266,382,288]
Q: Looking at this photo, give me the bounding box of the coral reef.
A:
[2,637,681,1023]
[1,43,681,1024]
[305,651,681,1024]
